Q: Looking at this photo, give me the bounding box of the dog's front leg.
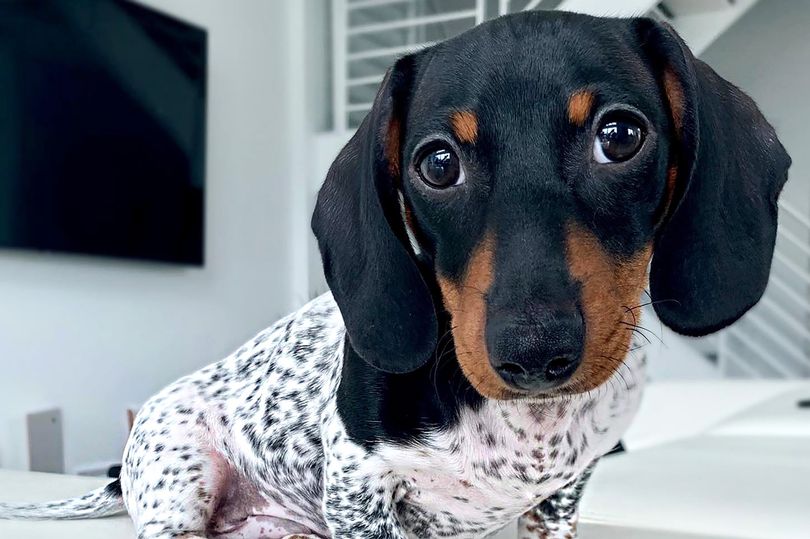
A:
[320,407,410,539]
[322,468,408,539]
[518,460,597,538]
[320,431,408,539]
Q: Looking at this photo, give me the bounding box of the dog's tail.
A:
[0,479,125,520]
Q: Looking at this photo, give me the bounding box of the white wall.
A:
[701,0,810,215]
[0,0,307,472]
[699,0,810,377]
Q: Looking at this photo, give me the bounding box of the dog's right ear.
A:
[311,55,438,374]
[638,20,791,336]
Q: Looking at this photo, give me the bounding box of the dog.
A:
[0,11,790,539]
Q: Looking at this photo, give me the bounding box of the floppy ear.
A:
[640,21,791,336]
[311,56,438,373]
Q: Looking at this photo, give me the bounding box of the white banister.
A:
[725,328,795,377]
[348,10,477,35]
[347,41,436,61]
[475,0,486,25]
[781,200,810,229]
[523,0,545,11]
[348,0,410,11]
[332,0,348,131]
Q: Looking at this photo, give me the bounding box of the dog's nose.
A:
[487,309,584,393]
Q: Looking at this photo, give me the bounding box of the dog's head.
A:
[312,12,790,399]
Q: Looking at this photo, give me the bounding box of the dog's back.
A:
[2,294,345,538]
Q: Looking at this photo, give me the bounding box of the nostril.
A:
[497,362,528,377]
[545,355,578,381]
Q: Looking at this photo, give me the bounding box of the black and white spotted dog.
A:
[1,12,790,539]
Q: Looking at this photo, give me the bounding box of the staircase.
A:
[719,201,810,377]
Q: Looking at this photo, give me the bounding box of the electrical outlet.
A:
[26,408,64,473]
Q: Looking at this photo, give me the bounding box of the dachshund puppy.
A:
[0,11,789,539]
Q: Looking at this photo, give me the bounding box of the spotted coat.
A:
[0,293,644,539]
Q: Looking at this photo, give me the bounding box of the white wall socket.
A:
[26,408,64,474]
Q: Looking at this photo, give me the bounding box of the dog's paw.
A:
[282,535,321,539]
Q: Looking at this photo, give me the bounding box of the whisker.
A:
[622,326,652,345]
[643,290,668,351]
[619,321,664,345]
[622,296,681,313]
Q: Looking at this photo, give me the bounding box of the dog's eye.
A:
[593,115,645,164]
[417,145,464,188]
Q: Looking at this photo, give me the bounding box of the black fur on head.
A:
[313,11,791,394]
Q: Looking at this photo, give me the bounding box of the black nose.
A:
[487,309,584,393]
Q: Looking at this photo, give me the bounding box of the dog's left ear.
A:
[311,55,438,373]
[638,20,791,336]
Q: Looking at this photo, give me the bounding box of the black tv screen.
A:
[0,0,206,265]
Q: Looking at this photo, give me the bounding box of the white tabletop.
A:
[579,381,810,539]
[0,470,133,538]
[580,434,810,539]
[2,381,808,539]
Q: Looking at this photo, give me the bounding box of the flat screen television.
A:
[0,0,207,265]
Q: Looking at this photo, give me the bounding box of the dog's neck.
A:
[336,337,484,450]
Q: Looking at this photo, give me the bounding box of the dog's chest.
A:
[377,350,645,538]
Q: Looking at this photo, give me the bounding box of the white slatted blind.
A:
[332,1,755,129]
[334,0,486,131]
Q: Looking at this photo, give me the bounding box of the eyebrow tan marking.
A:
[567,89,595,127]
[450,110,478,144]
[437,234,517,400]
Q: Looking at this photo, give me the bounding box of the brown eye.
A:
[417,145,464,188]
[593,115,645,163]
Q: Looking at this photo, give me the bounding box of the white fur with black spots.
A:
[0,293,644,538]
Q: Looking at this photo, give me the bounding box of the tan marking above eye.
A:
[564,223,652,393]
[567,89,595,127]
[450,110,478,144]
[437,234,518,400]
